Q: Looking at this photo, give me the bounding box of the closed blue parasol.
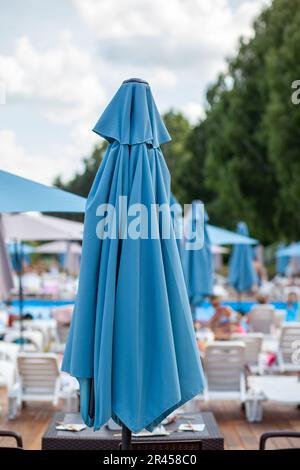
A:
[277,242,300,258]
[183,200,213,308]
[62,80,204,439]
[170,193,184,262]
[229,222,257,293]
[63,79,203,440]
[276,243,290,275]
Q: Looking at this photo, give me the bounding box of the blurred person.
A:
[209,294,244,340]
[253,259,267,286]
[247,292,276,328]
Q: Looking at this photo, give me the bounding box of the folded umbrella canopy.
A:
[3,213,83,241]
[277,242,300,258]
[62,79,204,438]
[276,243,290,275]
[183,201,213,308]
[229,222,257,293]
[170,193,184,262]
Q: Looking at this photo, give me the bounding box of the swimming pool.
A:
[7,299,74,319]
[195,301,289,322]
[6,299,290,321]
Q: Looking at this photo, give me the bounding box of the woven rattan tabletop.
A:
[42,411,224,450]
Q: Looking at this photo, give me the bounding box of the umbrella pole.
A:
[18,268,24,350]
[14,241,24,350]
[121,423,132,450]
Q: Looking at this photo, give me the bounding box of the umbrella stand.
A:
[121,423,132,450]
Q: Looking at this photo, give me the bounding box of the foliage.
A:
[54,0,300,243]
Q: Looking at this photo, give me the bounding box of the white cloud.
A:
[73,0,269,67]
[0,34,107,126]
[0,129,90,184]
[0,0,270,184]
[0,35,108,184]
[182,102,205,124]
[0,130,48,182]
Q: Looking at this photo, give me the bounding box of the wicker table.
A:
[42,411,224,450]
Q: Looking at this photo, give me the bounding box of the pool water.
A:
[7,299,74,320]
[4,299,297,322]
[195,301,289,322]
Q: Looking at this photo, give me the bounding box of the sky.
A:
[0,0,269,185]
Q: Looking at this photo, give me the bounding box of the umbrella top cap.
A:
[237,221,249,236]
[93,79,171,148]
[123,78,149,85]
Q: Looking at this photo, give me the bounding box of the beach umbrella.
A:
[35,241,82,255]
[7,241,35,270]
[277,242,300,276]
[183,200,213,309]
[207,224,257,245]
[277,242,300,258]
[0,170,85,213]
[62,79,204,447]
[0,215,14,300]
[3,213,83,241]
[0,171,86,343]
[229,222,257,294]
[276,243,290,275]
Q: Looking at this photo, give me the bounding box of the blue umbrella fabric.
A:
[170,193,184,261]
[277,242,300,258]
[62,79,204,433]
[229,222,257,293]
[207,224,257,245]
[7,242,34,270]
[183,201,213,307]
[0,170,86,213]
[276,243,290,275]
[7,242,35,256]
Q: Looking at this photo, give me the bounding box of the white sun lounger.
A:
[245,375,300,422]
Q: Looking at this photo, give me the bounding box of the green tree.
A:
[189,0,300,243]
[161,110,193,202]
[53,142,107,221]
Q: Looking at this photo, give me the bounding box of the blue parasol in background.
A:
[183,200,213,309]
[276,243,290,275]
[229,222,257,293]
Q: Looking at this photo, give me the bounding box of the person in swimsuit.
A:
[209,295,241,339]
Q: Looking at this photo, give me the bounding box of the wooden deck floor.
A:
[0,392,299,450]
